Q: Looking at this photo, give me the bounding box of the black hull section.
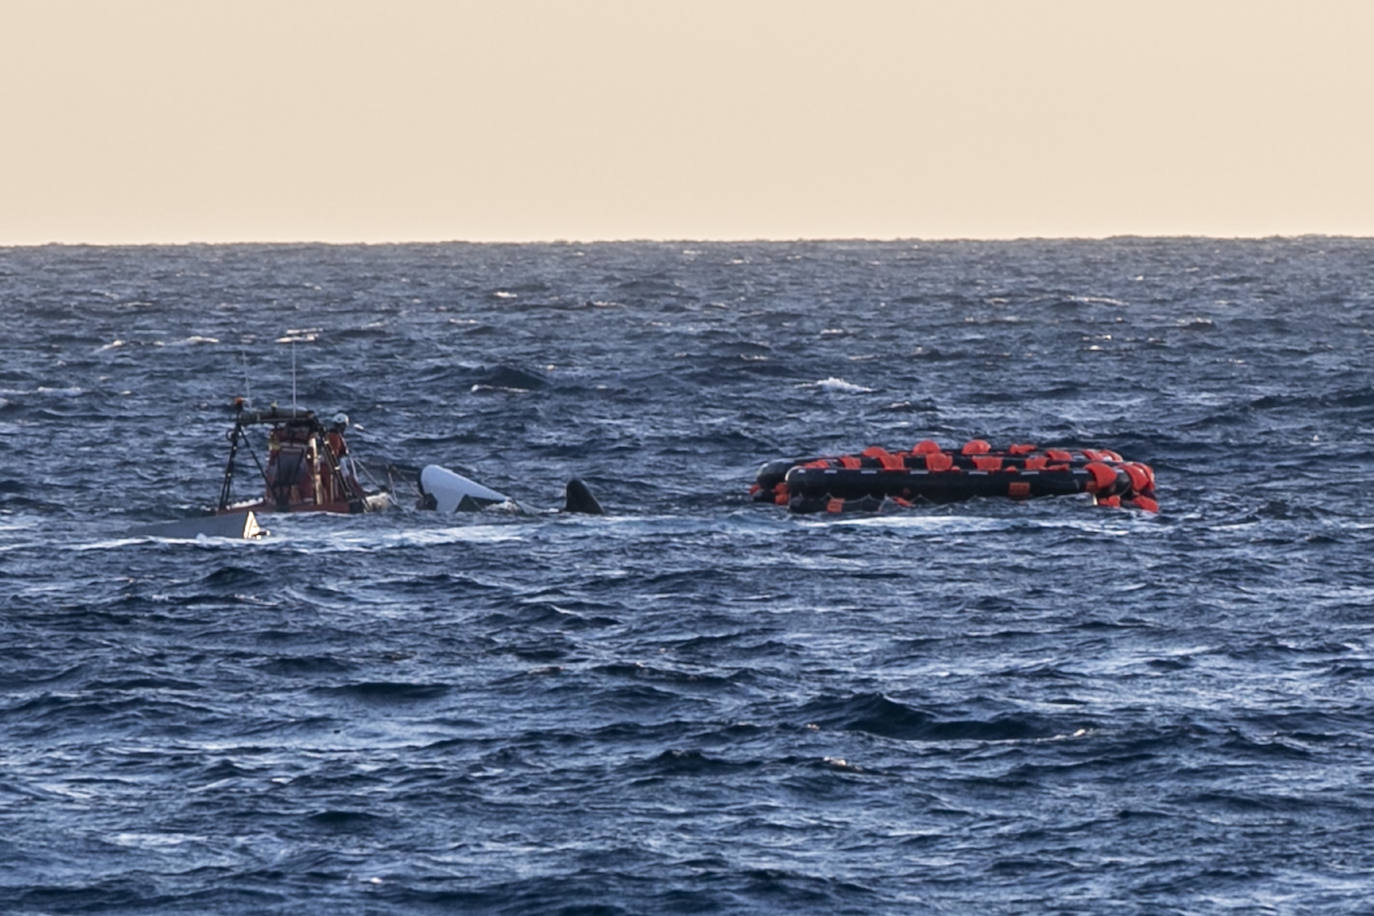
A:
[785,465,1091,507]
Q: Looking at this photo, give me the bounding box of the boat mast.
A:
[218,414,243,511]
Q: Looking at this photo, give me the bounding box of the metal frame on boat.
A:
[216,400,392,515]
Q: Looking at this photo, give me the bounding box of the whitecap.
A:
[96,339,125,352]
[470,384,532,395]
[363,525,528,548]
[109,832,207,849]
[799,377,874,394]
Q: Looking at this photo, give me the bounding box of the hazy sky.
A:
[4,0,1372,244]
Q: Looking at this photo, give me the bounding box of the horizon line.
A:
[3,232,1371,249]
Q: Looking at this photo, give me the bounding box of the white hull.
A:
[419,465,511,512]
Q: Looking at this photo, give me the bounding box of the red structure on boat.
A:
[216,400,392,515]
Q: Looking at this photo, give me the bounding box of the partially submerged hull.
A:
[218,491,393,516]
[415,465,605,515]
[417,464,511,512]
[129,511,265,540]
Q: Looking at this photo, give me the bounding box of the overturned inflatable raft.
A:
[752,440,1158,513]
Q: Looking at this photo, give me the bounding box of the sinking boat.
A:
[752,440,1158,513]
[216,400,393,515]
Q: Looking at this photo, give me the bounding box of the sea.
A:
[2,238,1372,914]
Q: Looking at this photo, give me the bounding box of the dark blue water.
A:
[2,239,1372,913]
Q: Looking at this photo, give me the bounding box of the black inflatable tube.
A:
[755,451,1130,492]
[783,466,1094,504]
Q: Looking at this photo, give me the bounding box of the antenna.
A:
[241,348,251,407]
[291,340,297,412]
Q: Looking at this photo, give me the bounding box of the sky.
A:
[3,0,1373,244]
